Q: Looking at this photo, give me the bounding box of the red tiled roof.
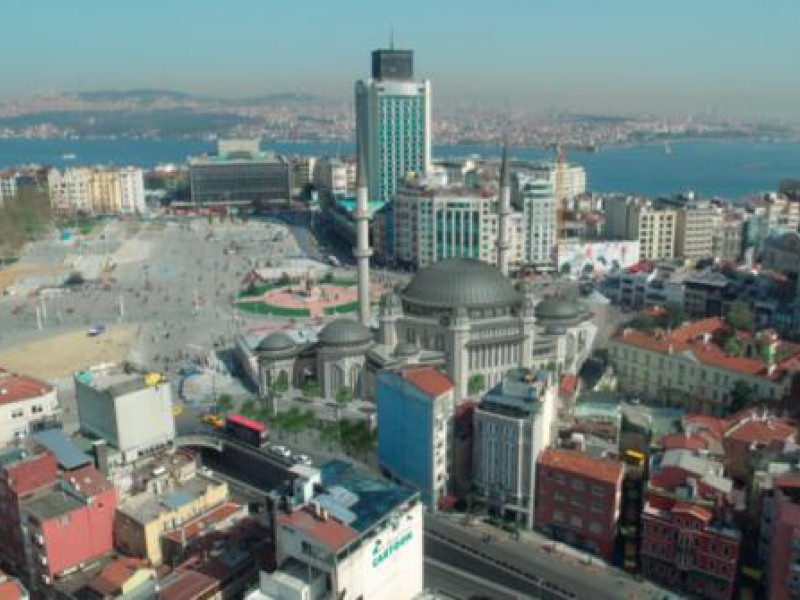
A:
[277,506,358,552]
[776,473,800,489]
[89,558,150,596]
[63,464,114,497]
[672,502,713,524]
[0,368,52,405]
[662,433,709,452]
[158,570,217,600]
[613,318,800,381]
[725,417,795,445]
[402,367,453,398]
[163,501,243,544]
[538,448,624,486]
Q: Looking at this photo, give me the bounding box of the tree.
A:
[216,394,234,415]
[628,315,657,331]
[302,379,321,400]
[320,421,342,450]
[728,381,755,414]
[240,398,257,418]
[723,336,743,357]
[272,371,289,395]
[467,374,486,396]
[664,302,688,329]
[336,386,353,405]
[726,300,754,331]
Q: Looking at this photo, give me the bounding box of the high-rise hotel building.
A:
[356,48,431,204]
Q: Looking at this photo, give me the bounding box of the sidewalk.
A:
[433,512,682,600]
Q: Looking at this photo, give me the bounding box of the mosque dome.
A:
[402,258,521,309]
[257,331,296,353]
[535,298,581,321]
[318,319,373,346]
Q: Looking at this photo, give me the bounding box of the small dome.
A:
[403,258,521,309]
[535,298,581,321]
[257,331,296,353]
[393,342,419,357]
[318,319,373,346]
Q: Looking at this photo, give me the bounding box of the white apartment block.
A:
[0,172,19,206]
[48,167,145,215]
[513,172,558,269]
[527,162,586,201]
[604,196,676,261]
[0,369,60,447]
[659,197,722,260]
[312,158,356,198]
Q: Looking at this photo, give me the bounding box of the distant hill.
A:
[73,89,198,103]
[233,92,326,106]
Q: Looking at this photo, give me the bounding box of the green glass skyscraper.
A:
[355,48,431,204]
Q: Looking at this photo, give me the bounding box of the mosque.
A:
[243,152,597,403]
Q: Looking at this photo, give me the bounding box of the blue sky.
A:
[2,0,798,118]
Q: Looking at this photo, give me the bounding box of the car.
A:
[270,445,292,459]
[293,454,312,466]
[202,414,225,428]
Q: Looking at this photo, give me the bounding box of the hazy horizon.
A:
[2,0,798,120]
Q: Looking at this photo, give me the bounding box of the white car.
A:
[270,445,292,459]
[293,454,312,466]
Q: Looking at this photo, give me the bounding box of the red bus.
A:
[225,414,268,447]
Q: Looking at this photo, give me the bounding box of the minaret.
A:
[497,144,512,276]
[354,153,373,326]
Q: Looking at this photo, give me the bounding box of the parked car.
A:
[270,445,292,459]
[293,454,312,466]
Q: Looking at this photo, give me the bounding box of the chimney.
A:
[92,439,109,476]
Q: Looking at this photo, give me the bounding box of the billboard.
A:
[558,240,640,278]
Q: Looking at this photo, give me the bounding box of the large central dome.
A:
[402,258,521,309]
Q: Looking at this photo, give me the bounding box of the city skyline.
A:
[1,0,799,120]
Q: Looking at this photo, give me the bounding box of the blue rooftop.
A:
[320,460,417,533]
[32,429,92,470]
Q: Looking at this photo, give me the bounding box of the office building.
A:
[189,139,290,206]
[0,368,60,447]
[250,460,423,600]
[608,317,800,414]
[74,365,175,463]
[512,172,557,270]
[21,464,116,586]
[604,196,677,261]
[641,449,740,600]
[392,175,524,270]
[535,448,624,561]
[377,367,455,507]
[472,369,557,528]
[356,48,431,203]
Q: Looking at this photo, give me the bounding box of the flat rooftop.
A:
[319,459,417,533]
[75,368,166,397]
[24,489,83,521]
[118,473,224,524]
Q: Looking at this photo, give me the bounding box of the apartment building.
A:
[641,449,740,600]
[604,196,677,261]
[512,172,557,270]
[765,473,800,599]
[658,196,721,261]
[48,167,145,215]
[0,368,60,447]
[535,448,624,561]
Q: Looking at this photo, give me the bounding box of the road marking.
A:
[425,557,527,599]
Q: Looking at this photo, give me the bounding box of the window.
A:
[11,409,23,419]
[591,485,605,497]
[553,509,565,523]
[569,515,582,528]
[589,521,602,534]
[572,478,586,491]
[591,502,603,513]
